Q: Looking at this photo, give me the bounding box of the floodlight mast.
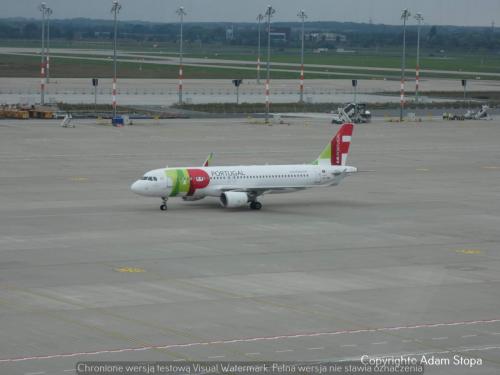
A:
[265,5,275,124]
[111,0,121,119]
[45,7,52,84]
[414,13,424,103]
[297,10,307,103]
[176,6,187,105]
[256,14,264,83]
[38,2,47,105]
[400,9,411,122]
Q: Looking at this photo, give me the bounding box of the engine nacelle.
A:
[220,192,249,208]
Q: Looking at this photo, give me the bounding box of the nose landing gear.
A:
[160,197,168,211]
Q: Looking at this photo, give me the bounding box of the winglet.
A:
[203,153,214,167]
[313,123,354,166]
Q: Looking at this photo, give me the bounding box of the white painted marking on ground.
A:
[401,339,413,343]
[491,332,500,335]
[173,359,186,362]
[245,353,261,356]
[460,346,500,353]
[3,318,500,363]
[207,355,225,359]
[371,341,388,345]
[275,349,294,353]
[461,334,478,338]
[25,372,45,375]
[341,344,357,348]
[63,370,74,373]
[307,347,324,351]
[432,337,448,340]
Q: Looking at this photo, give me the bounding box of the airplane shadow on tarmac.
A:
[132,198,377,213]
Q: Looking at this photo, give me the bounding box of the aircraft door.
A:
[314,170,321,184]
[320,169,329,184]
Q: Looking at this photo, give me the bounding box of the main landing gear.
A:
[160,197,168,211]
[249,201,262,210]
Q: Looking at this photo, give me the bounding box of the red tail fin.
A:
[332,123,354,166]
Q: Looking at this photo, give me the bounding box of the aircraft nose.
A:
[130,180,143,195]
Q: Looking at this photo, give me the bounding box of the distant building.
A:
[307,32,347,43]
[226,26,234,41]
[94,31,111,38]
[336,48,355,53]
[270,27,291,43]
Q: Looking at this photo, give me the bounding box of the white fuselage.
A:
[202,165,350,195]
[131,164,357,199]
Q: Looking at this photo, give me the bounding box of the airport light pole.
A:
[176,6,187,105]
[297,10,307,103]
[45,6,52,84]
[265,5,275,124]
[256,14,264,84]
[414,12,424,104]
[462,79,467,107]
[111,0,121,119]
[38,2,47,105]
[400,8,411,122]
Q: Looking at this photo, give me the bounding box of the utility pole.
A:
[256,14,263,84]
[414,12,424,104]
[264,5,275,124]
[462,79,467,107]
[45,6,52,83]
[38,2,47,105]
[400,9,411,122]
[233,79,242,104]
[92,78,99,115]
[111,0,121,119]
[297,10,307,103]
[176,6,187,105]
[352,79,358,105]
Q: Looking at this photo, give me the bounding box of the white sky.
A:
[4,0,500,27]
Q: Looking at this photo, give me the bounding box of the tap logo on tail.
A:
[332,123,353,166]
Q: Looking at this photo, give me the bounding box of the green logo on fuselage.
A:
[166,169,189,197]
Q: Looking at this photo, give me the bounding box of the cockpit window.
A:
[141,176,158,181]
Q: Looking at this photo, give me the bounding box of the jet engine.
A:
[220,192,249,208]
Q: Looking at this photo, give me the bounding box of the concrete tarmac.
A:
[0,117,500,374]
[2,77,498,106]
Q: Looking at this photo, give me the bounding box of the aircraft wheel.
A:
[160,204,167,211]
[250,202,262,210]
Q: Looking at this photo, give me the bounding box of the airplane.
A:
[130,123,357,211]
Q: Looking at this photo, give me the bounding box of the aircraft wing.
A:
[218,186,307,197]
